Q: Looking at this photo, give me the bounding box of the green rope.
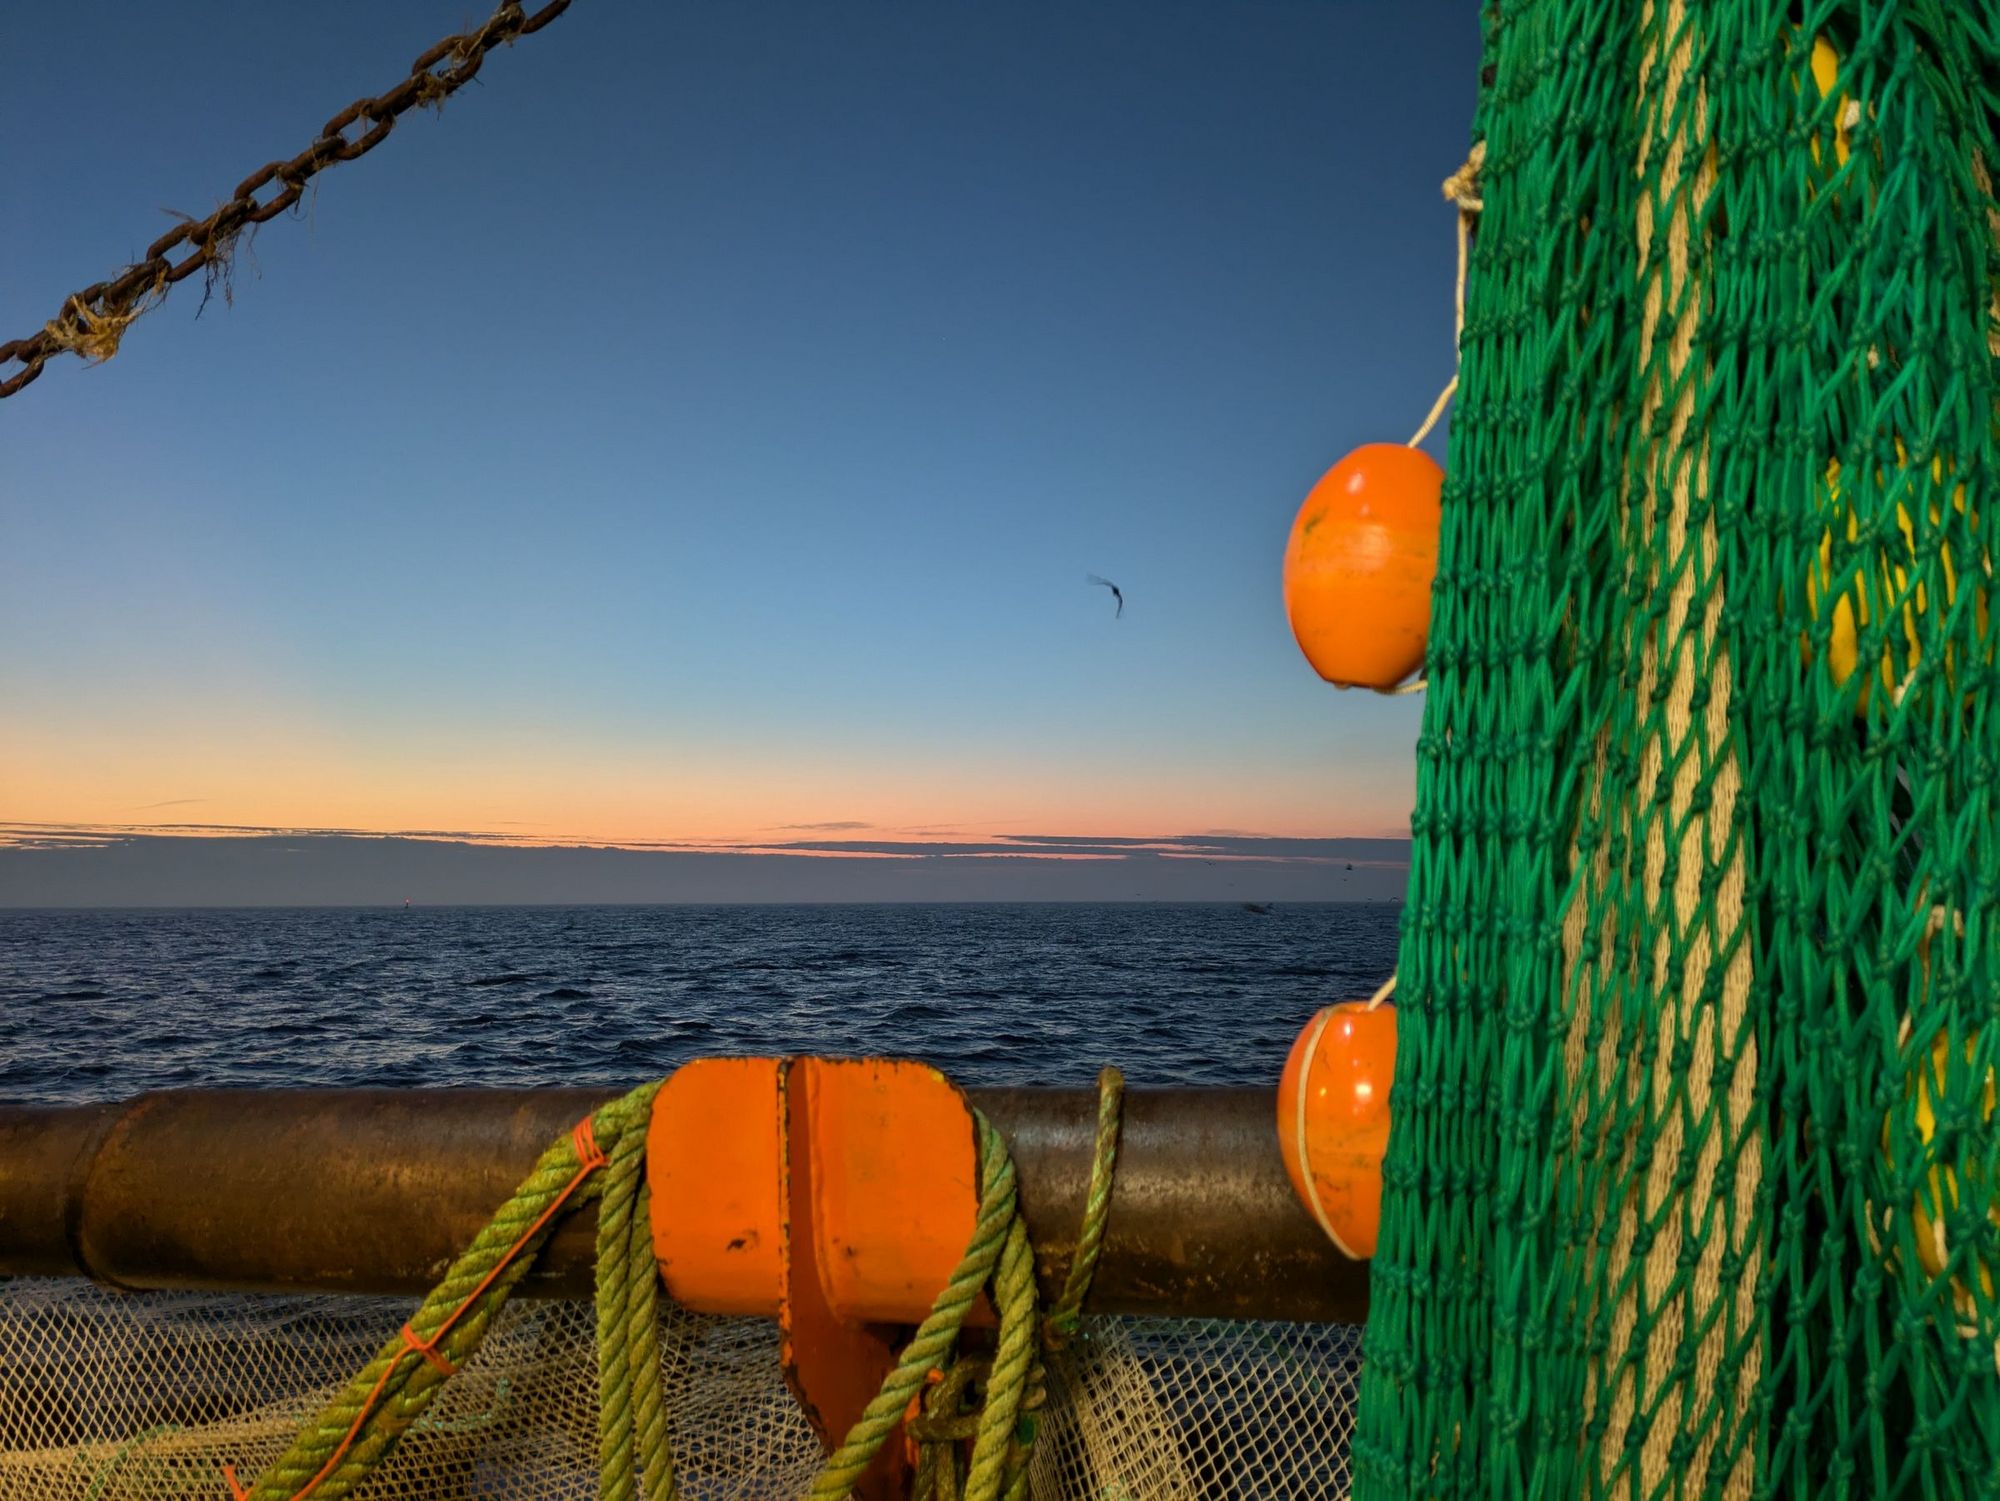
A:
[596,1083,671,1501]
[239,1081,659,1501]
[810,1108,1030,1501]
[1043,1066,1125,1351]
[909,1360,988,1501]
[906,1344,1053,1501]
[912,1066,1126,1501]
[960,1216,1036,1501]
[239,1067,1124,1501]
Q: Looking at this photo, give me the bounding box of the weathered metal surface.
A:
[994,1085,1369,1323]
[0,1084,1368,1322]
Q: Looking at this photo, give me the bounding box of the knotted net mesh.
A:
[1359,1,1998,1497]
[0,1281,1361,1499]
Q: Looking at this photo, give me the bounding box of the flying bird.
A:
[1087,574,1124,618]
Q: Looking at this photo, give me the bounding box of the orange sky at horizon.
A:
[2,713,1415,849]
[0,573,1421,845]
[0,497,1421,850]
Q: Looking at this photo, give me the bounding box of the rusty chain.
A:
[0,0,572,400]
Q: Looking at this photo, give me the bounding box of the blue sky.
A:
[1,1,1478,868]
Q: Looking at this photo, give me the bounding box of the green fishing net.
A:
[1359,1,2000,1496]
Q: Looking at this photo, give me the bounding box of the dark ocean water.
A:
[0,903,1400,1106]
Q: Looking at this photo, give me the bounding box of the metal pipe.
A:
[0,1086,1366,1323]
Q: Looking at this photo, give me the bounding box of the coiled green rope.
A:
[234,1067,1125,1501]
[596,1083,672,1501]
[909,1066,1126,1501]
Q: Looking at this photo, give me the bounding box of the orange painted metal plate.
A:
[647,1057,784,1316]
[646,1053,982,1494]
[795,1056,979,1324]
[646,1055,981,1322]
[781,1058,978,1498]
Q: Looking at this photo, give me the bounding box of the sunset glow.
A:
[1,0,1465,898]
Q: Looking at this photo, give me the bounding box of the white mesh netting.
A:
[0,1279,1360,1499]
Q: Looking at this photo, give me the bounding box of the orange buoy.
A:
[1275,1000,1396,1259]
[1283,444,1443,689]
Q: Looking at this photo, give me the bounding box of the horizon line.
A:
[0,821,1415,859]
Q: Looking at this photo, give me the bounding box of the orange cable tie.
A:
[572,1115,608,1171]
[420,1114,607,1352]
[401,1321,459,1378]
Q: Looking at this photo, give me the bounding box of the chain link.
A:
[0,0,573,400]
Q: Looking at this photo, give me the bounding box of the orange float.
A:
[1275,1000,1396,1259]
[1282,444,1443,689]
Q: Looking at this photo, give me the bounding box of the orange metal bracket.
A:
[649,1057,786,1314]
[647,1056,981,1497]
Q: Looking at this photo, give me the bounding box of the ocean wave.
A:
[1,903,1399,1105]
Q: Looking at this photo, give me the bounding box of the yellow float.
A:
[1805,443,1990,712]
[1798,40,1993,711]
[1809,36,1855,169]
[1880,908,1997,1369]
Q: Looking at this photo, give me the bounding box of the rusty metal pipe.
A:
[0,1086,1366,1323]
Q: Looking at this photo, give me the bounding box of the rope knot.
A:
[907,1359,989,1444]
[1441,140,1485,214]
[908,1354,1055,1500]
[1041,1311,1082,1352]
